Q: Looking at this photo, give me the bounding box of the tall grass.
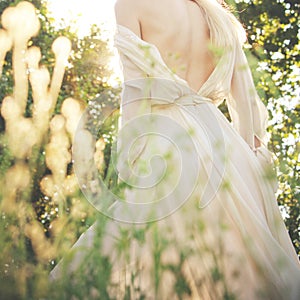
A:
[0,1,97,298]
[0,2,280,300]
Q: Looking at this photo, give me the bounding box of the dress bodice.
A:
[113,2,270,151]
[114,24,234,106]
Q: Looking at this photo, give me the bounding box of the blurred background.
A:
[0,0,299,299]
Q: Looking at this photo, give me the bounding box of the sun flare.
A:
[46,0,122,84]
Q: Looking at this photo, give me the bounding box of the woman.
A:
[51,0,300,299]
[111,0,300,299]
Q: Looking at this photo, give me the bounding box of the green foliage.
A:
[0,0,120,229]
[0,0,119,299]
[0,0,118,107]
[232,0,300,255]
[0,0,299,299]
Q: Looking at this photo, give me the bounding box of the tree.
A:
[230,0,300,254]
[0,2,120,298]
[0,0,120,229]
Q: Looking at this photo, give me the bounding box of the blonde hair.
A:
[194,0,246,48]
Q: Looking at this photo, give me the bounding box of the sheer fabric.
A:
[50,1,300,299]
[112,21,300,298]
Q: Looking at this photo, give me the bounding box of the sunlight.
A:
[47,0,122,84]
[47,0,117,36]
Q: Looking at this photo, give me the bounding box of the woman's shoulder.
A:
[114,0,154,20]
[114,0,142,37]
[114,0,144,14]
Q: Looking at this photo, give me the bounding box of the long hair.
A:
[192,0,246,47]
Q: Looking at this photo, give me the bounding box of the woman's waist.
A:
[151,94,214,108]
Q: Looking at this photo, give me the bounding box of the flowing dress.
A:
[50,3,300,299]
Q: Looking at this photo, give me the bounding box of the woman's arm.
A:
[114,0,148,120]
[114,0,151,180]
[114,0,141,38]
[228,44,269,151]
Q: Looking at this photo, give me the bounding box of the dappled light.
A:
[0,0,299,299]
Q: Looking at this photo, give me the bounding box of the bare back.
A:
[115,0,216,92]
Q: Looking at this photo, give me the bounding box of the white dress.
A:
[50,4,300,299]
